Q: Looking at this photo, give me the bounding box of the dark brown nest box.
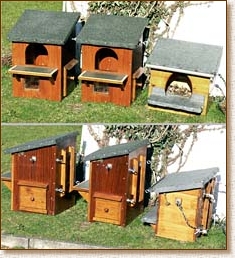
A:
[146,38,223,115]
[142,167,219,242]
[8,10,80,101]
[2,131,79,215]
[77,14,149,106]
[74,139,149,226]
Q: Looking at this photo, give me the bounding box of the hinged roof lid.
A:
[4,131,79,154]
[146,38,223,78]
[8,10,80,45]
[84,139,149,161]
[77,14,149,49]
[149,167,219,193]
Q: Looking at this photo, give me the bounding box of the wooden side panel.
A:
[11,43,62,101]
[81,45,133,106]
[156,189,201,242]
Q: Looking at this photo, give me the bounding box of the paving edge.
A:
[1,234,108,249]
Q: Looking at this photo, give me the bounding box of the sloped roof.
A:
[84,139,149,161]
[77,14,149,49]
[8,10,80,45]
[4,131,79,154]
[146,38,223,78]
[149,167,219,193]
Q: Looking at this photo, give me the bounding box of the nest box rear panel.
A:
[89,155,128,226]
[152,168,218,242]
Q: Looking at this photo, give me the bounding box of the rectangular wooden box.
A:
[143,167,218,242]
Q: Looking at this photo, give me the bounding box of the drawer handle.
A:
[30,197,35,201]
[104,208,109,213]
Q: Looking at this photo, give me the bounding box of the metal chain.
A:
[176,203,197,230]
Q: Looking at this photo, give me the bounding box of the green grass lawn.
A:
[1,125,227,249]
[1,1,226,123]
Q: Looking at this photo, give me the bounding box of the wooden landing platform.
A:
[148,87,205,114]
[73,180,89,202]
[1,171,12,191]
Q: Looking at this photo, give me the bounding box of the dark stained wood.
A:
[88,143,148,226]
[80,45,140,106]
[8,134,78,215]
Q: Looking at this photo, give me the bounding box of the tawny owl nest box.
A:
[8,10,80,101]
[146,38,223,115]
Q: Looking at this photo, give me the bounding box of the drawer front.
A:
[18,185,47,214]
[94,198,122,224]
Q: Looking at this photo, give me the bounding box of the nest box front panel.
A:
[80,45,133,106]
[148,70,210,115]
[11,43,63,101]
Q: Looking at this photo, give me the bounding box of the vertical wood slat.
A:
[128,158,138,206]
[201,178,216,229]
[68,146,75,193]
[11,154,15,211]
[139,154,146,203]
[60,149,67,197]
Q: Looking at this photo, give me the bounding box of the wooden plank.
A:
[148,87,205,114]
[201,178,216,229]
[68,146,75,193]
[139,154,146,203]
[17,180,48,189]
[9,65,58,77]
[64,59,78,70]
[60,149,67,197]
[93,192,122,202]
[78,70,128,85]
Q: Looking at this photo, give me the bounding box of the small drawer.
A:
[94,197,122,224]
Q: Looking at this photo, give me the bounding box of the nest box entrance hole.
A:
[95,48,118,72]
[165,73,192,98]
[25,44,48,66]
[24,44,49,90]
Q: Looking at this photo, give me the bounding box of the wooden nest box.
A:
[75,139,149,226]
[77,14,149,106]
[142,167,219,242]
[146,38,223,115]
[8,10,80,101]
[1,131,79,215]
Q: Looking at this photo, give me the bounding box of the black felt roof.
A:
[149,167,219,193]
[4,131,79,154]
[8,10,80,45]
[146,38,223,77]
[84,139,149,161]
[77,14,149,49]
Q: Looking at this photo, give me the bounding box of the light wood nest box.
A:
[1,131,79,215]
[146,38,223,115]
[142,167,219,242]
[77,14,149,106]
[7,10,80,101]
